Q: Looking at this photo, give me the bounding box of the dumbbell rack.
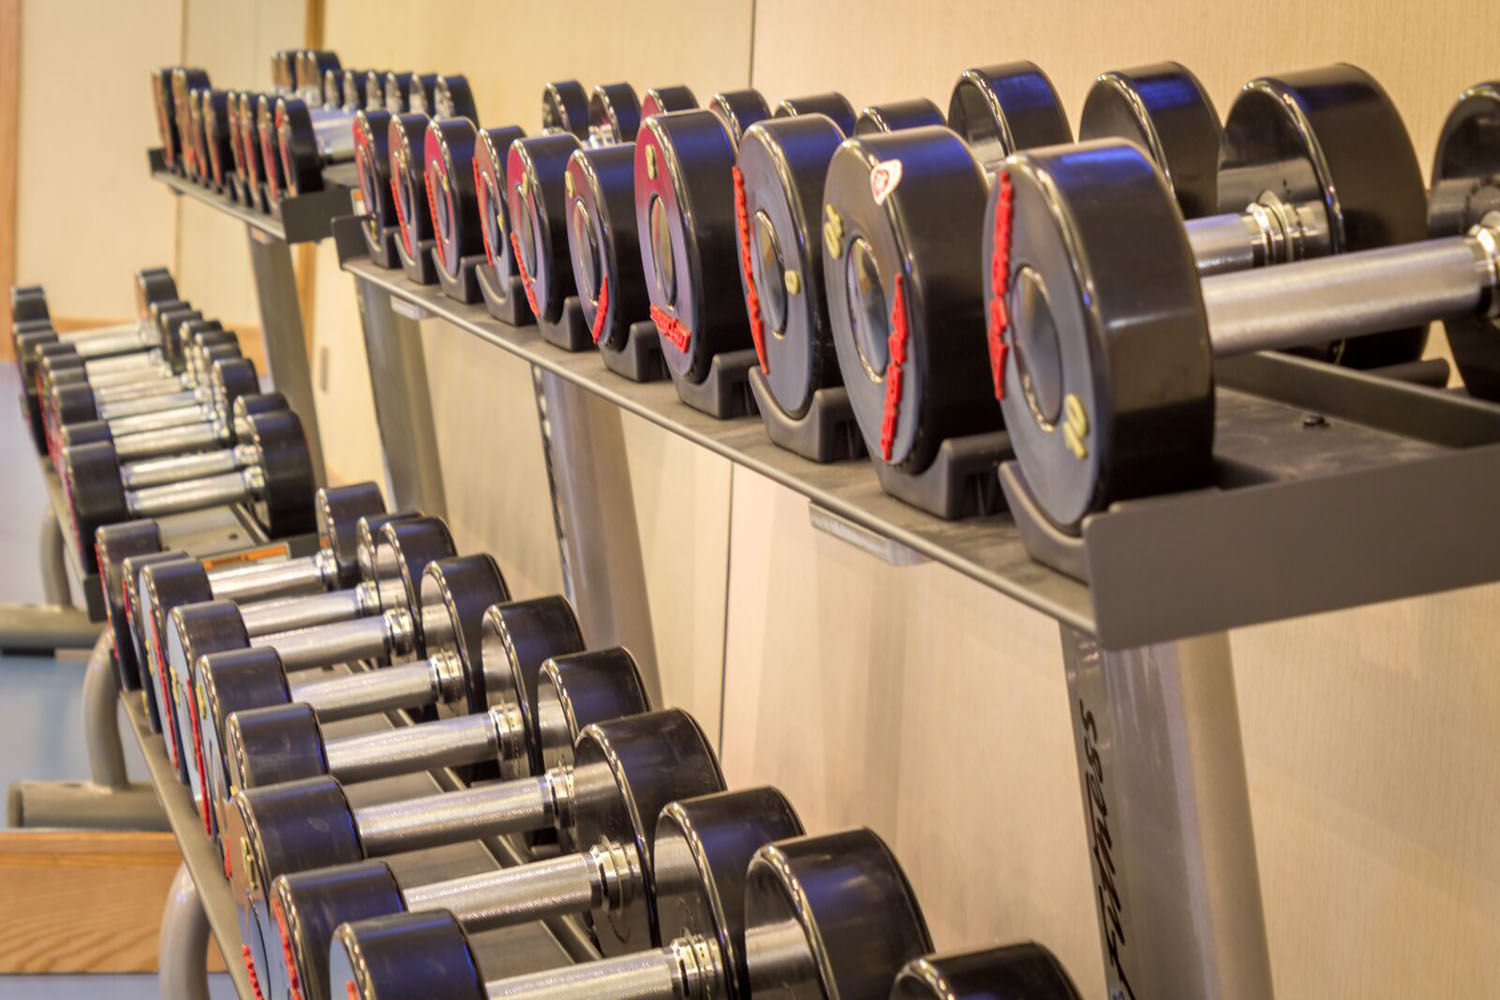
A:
[145,154,1500,1000]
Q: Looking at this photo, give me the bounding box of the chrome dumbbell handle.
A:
[250,605,414,673]
[238,580,380,637]
[106,400,218,436]
[477,936,725,1000]
[1202,222,1500,357]
[111,419,227,461]
[400,839,640,931]
[65,360,175,391]
[94,385,212,420]
[119,441,257,489]
[207,548,338,602]
[319,704,513,784]
[352,765,571,855]
[287,646,467,722]
[126,465,263,518]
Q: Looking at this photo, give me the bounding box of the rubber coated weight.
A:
[507,133,583,323]
[478,595,586,779]
[423,118,486,279]
[542,80,590,138]
[257,94,288,202]
[171,68,210,177]
[340,69,368,112]
[353,109,396,231]
[775,92,858,135]
[1431,81,1500,398]
[473,125,528,289]
[275,97,326,195]
[332,911,485,1000]
[854,98,945,135]
[433,74,478,121]
[824,62,1070,473]
[322,69,344,110]
[987,141,1213,532]
[384,72,434,115]
[1079,62,1222,219]
[364,71,387,110]
[95,520,164,689]
[566,143,647,348]
[641,85,698,120]
[202,90,234,188]
[589,82,642,142]
[892,945,1084,999]
[635,110,755,382]
[151,68,179,169]
[315,480,388,586]
[389,113,434,259]
[1216,65,1429,366]
[707,89,771,145]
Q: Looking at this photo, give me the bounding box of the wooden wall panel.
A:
[13,0,180,322]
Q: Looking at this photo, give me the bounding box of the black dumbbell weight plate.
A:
[245,409,317,539]
[822,127,996,471]
[634,110,752,382]
[707,89,771,145]
[775,92,857,135]
[330,911,485,1000]
[735,114,846,417]
[1218,65,1429,367]
[542,80,589,138]
[1430,81,1500,399]
[423,118,485,280]
[275,98,323,196]
[590,82,642,143]
[989,141,1213,533]
[434,74,478,121]
[855,98,945,136]
[948,61,1070,167]
[507,133,583,323]
[388,113,433,256]
[566,144,644,349]
[640,85,698,120]
[891,944,1083,999]
[473,126,527,289]
[353,109,395,231]
[1079,62,1222,218]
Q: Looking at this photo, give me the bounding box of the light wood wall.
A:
[165,2,1500,997]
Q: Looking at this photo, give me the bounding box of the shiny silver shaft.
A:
[91,373,191,403]
[111,420,224,461]
[250,606,414,673]
[126,467,254,518]
[69,361,174,390]
[76,348,164,374]
[402,839,639,932]
[288,650,450,720]
[321,707,509,784]
[207,549,333,602]
[352,768,568,855]
[1186,213,1262,277]
[104,401,208,435]
[56,322,141,343]
[1203,232,1498,357]
[483,938,722,1000]
[237,582,378,637]
[70,331,158,360]
[96,387,205,420]
[119,442,256,489]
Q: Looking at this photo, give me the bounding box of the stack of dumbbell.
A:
[86,472,1081,1000]
[10,269,318,587]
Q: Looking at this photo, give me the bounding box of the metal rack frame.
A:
[144,162,1500,1000]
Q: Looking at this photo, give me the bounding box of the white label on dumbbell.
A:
[870,160,903,206]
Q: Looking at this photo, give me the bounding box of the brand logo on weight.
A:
[1079,698,1136,1000]
[870,160,903,205]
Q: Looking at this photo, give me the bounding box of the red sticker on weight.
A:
[870,160,903,205]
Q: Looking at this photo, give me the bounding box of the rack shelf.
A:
[332,219,1500,649]
[149,153,353,244]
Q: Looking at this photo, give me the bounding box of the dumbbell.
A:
[170,67,211,179]
[48,356,261,481]
[151,68,184,171]
[815,63,1070,475]
[295,50,342,102]
[331,826,930,1000]
[893,945,1082,999]
[633,89,775,385]
[508,82,697,334]
[95,481,388,691]
[224,708,722,995]
[150,517,457,782]
[128,510,432,767]
[196,553,502,843]
[384,74,468,268]
[205,595,588,820]
[733,86,958,432]
[62,405,315,575]
[987,81,1500,532]
[279,785,798,1000]
[190,554,509,836]
[1079,64,1428,367]
[563,85,700,349]
[413,77,503,285]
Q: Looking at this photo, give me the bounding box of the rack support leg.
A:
[158,864,212,1000]
[1059,626,1274,1000]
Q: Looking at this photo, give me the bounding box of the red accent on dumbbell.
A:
[274,895,306,1000]
[731,166,768,373]
[242,945,267,1000]
[390,177,413,256]
[987,171,1015,401]
[879,274,910,462]
[473,160,497,266]
[590,275,611,344]
[650,304,691,352]
[509,231,541,316]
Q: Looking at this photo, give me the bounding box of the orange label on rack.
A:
[199,543,290,571]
